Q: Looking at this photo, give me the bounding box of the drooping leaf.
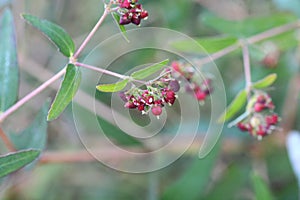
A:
[0,149,40,178]
[22,14,75,57]
[252,74,277,89]
[251,172,274,200]
[171,36,238,54]
[131,59,169,80]
[0,8,19,112]
[161,143,220,200]
[201,11,298,37]
[10,101,50,150]
[218,89,247,123]
[112,13,129,42]
[96,79,129,93]
[47,64,81,121]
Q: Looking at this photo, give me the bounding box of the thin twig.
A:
[73,3,111,59]
[0,127,16,152]
[75,62,129,80]
[242,42,252,93]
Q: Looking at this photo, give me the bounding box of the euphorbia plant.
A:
[0,0,299,182]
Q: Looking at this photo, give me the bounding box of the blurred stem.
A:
[197,20,300,66]
[242,43,252,94]
[0,127,16,152]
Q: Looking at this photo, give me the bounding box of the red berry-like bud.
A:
[131,14,141,25]
[164,90,176,105]
[254,103,265,112]
[125,102,137,109]
[172,62,181,73]
[145,96,154,105]
[119,14,131,25]
[237,122,249,132]
[151,105,162,116]
[256,95,266,104]
[257,125,267,136]
[195,89,206,101]
[169,80,180,92]
[140,10,148,19]
[138,104,145,111]
[266,114,278,125]
[120,0,131,9]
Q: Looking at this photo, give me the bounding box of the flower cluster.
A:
[237,92,280,140]
[117,0,148,26]
[171,61,213,102]
[119,70,179,117]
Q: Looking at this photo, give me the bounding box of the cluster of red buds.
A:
[237,92,280,140]
[117,0,148,26]
[119,70,179,117]
[171,61,213,102]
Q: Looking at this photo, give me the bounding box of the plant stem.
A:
[0,68,66,123]
[242,42,252,93]
[196,20,300,66]
[73,3,111,59]
[0,127,16,151]
[75,62,129,80]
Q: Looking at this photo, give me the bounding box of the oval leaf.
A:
[22,14,75,57]
[0,149,40,178]
[96,79,129,93]
[252,74,277,89]
[251,172,274,200]
[47,64,81,121]
[131,59,169,80]
[171,36,238,54]
[218,89,247,123]
[0,8,19,112]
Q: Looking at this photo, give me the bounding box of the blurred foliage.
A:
[0,0,300,199]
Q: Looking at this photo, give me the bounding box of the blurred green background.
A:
[1,0,300,199]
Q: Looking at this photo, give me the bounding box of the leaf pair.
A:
[219,74,277,123]
[96,59,169,93]
[21,14,81,121]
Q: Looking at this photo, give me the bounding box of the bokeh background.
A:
[0,0,300,199]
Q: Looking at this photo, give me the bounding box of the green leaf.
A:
[112,13,129,43]
[162,143,220,200]
[252,74,277,89]
[251,172,274,200]
[131,59,169,80]
[96,79,129,93]
[201,11,298,37]
[22,14,75,57]
[0,149,40,178]
[218,89,247,123]
[171,36,238,54]
[47,64,81,121]
[10,101,50,150]
[0,8,19,112]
